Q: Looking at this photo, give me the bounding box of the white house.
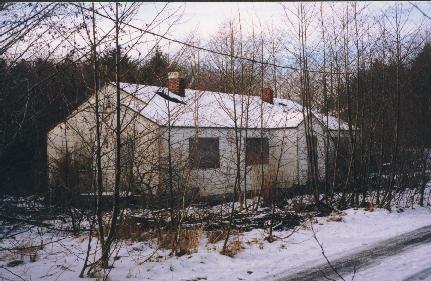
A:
[47,73,349,199]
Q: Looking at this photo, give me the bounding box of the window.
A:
[246,138,269,166]
[189,137,220,169]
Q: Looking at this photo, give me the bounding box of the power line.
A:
[409,1,431,21]
[70,2,341,75]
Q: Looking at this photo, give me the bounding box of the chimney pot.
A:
[168,72,180,79]
[261,88,274,104]
[168,71,185,97]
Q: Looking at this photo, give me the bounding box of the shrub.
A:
[208,229,228,244]
[220,240,244,257]
[115,216,156,242]
[366,201,375,212]
[3,242,39,264]
[326,211,344,222]
[158,226,203,255]
[49,148,93,200]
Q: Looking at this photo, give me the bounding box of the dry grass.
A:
[16,243,38,262]
[93,216,158,242]
[179,227,203,254]
[94,271,112,281]
[0,251,16,262]
[158,226,203,255]
[220,240,245,257]
[0,242,39,265]
[246,237,264,249]
[207,229,228,244]
[366,201,375,212]
[264,235,277,243]
[114,216,157,242]
[326,211,344,222]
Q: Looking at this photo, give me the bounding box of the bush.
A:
[49,148,93,201]
[158,226,203,255]
[115,216,156,242]
[220,240,244,257]
[208,229,228,244]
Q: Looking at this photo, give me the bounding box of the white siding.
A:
[158,124,325,196]
[47,85,161,193]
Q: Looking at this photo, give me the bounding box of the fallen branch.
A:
[310,220,347,281]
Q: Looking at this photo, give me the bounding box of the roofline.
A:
[159,124,299,130]
[311,112,352,132]
[106,83,354,132]
[47,83,120,133]
[120,103,301,130]
[47,92,94,133]
[118,83,304,130]
[328,128,354,131]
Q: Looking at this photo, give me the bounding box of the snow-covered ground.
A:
[1,205,431,281]
[341,242,431,281]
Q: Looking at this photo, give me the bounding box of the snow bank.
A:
[1,206,430,281]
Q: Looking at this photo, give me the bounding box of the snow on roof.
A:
[116,82,348,130]
[314,112,350,131]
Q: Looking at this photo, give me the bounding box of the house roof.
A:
[116,82,349,130]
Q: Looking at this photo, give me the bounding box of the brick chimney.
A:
[261,88,274,104]
[167,72,185,97]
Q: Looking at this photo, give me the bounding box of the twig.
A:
[351,263,357,281]
[1,266,27,281]
[273,224,303,240]
[0,236,70,252]
[139,246,161,265]
[310,220,346,281]
[409,2,431,20]
[79,213,95,277]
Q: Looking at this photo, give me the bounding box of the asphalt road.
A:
[276,224,431,281]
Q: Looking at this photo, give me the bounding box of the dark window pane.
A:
[246,138,269,165]
[189,138,220,169]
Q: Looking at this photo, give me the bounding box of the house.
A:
[47,73,350,199]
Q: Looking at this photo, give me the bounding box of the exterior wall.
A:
[47,85,161,194]
[47,95,97,193]
[296,117,328,185]
[158,121,327,197]
[159,127,279,196]
[48,84,335,197]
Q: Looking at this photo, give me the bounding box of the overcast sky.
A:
[122,1,431,57]
[9,2,430,62]
[136,2,430,38]
[169,2,283,38]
